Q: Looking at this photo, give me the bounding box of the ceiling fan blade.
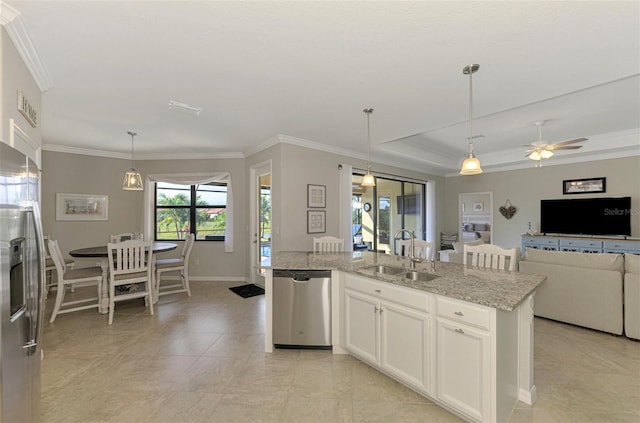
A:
[552,137,588,146]
[551,145,583,150]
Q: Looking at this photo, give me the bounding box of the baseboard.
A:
[161,275,249,282]
[518,385,537,405]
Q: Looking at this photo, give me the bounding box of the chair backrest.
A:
[107,240,151,276]
[181,233,195,262]
[47,239,68,277]
[397,239,434,260]
[313,236,344,253]
[110,232,143,243]
[463,243,518,271]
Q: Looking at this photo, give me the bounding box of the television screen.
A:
[540,197,631,236]
[396,194,420,215]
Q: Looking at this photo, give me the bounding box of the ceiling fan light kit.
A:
[460,64,483,175]
[524,120,587,164]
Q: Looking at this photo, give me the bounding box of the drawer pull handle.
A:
[374,289,381,293]
[454,311,464,316]
[455,328,465,334]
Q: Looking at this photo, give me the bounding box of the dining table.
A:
[69,242,178,313]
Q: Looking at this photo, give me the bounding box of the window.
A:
[155,182,227,241]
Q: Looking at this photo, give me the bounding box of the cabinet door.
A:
[344,289,379,365]
[437,318,490,423]
[380,301,430,393]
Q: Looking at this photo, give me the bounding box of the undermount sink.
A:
[366,265,405,275]
[404,271,439,282]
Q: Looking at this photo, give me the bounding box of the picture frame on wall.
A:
[563,177,606,195]
[307,184,326,208]
[307,210,326,234]
[56,193,109,221]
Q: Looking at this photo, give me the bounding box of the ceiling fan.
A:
[524,121,588,161]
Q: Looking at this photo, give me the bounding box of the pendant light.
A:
[459,64,483,175]
[122,131,143,191]
[361,108,376,187]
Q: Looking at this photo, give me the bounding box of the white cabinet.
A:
[436,318,490,422]
[344,289,379,365]
[344,274,431,394]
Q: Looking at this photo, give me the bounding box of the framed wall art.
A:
[56,193,109,221]
[307,210,326,234]
[307,184,326,208]
[563,177,606,195]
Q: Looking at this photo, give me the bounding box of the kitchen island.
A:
[264,251,546,423]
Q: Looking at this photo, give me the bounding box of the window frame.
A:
[154,182,228,241]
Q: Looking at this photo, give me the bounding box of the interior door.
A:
[250,162,271,287]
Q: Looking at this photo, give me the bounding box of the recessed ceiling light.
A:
[168,100,202,116]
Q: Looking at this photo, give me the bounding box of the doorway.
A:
[459,192,493,245]
[250,161,272,287]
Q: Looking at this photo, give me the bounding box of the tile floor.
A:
[41,281,640,423]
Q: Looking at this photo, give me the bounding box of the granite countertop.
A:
[267,251,546,312]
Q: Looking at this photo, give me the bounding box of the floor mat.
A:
[229,284,265,298]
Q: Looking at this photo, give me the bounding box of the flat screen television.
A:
[540,197,631,236]
[396,194,420,215]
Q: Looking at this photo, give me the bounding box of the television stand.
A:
[522,234,640,255]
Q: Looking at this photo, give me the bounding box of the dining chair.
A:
[397,239,434,261]
[107,240,154,324]
[154,233,195,300]
[47,239,103,323]
[313,236,344,253]
[109,232,143,243]
[44,235,76,299]
[463,243,519,271]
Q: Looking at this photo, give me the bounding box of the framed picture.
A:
[56,193,108,221]
[307,184,326,208]
[307,210,326,234]
[473,202,484,212]
[563,177,606,195]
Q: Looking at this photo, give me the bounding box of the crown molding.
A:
[0,2,53,92]
[41,143,244,161]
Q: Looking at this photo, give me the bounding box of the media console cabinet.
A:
[521,235,640,255]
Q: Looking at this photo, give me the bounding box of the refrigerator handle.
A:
[26,201,46,352]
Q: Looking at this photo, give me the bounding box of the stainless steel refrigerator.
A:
[0,143,45,422]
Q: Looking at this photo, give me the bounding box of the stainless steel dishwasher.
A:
[272,269,332,349]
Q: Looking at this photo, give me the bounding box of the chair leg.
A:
[49,282,66,323]
[147,279,154,316]
[108,282,115,325]
[182,270,191,296]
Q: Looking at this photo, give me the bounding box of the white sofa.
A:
[519,249,624,335]
[439,239,484,264]
[624,254,640,340]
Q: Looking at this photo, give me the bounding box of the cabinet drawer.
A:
[345,274,429,312]
[604,241,640,254]
[534,238,560,246]
[437,296,491,331]
[560,239,603,249]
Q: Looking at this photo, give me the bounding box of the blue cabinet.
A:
[522,235,640,256]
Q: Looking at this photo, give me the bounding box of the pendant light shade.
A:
[122,131,143,191]
[459,64,483,175]
[361,108,376,187]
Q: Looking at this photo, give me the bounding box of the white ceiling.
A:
[5,0,640,176]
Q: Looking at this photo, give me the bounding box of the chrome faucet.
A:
[394,229,423,270]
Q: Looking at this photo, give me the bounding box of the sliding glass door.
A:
[352,173,427,254]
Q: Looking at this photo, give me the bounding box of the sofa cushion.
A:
[624,272,640,340]
[524,248,624,273]
[625,253,640,274]
[452,239,484,253]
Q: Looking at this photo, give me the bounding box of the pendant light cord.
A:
[127,131,137,168]
[364,108,373,170]
[468,68,473,154]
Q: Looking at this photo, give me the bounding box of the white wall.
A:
[443,156,640,248]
